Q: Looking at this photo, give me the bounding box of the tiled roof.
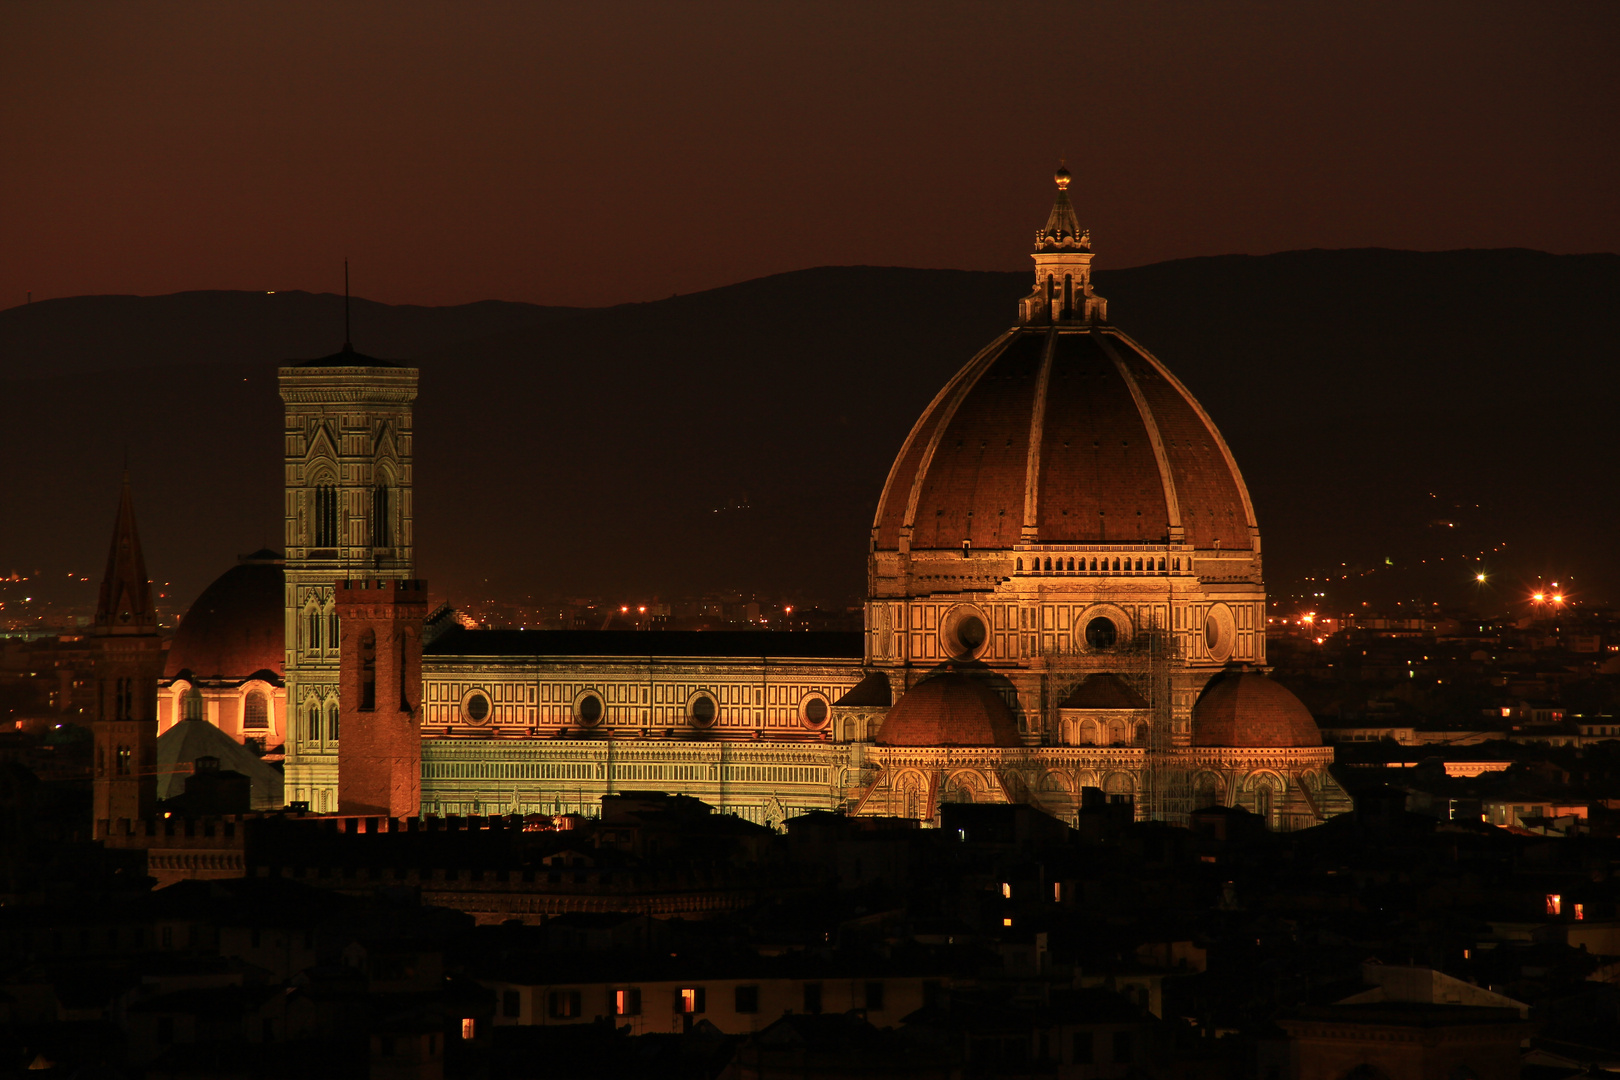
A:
[835,671,892,707]
[872,328,1253,551]
[1059,673,1149,710]
[164,556,285,681]
[875,673,1022,748]
[1192,671,1322,748]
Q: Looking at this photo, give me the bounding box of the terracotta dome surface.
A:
[1191,670,1321,748]
[876,673,1022,748]
[164,553,285,682]
[872,328,1254,552]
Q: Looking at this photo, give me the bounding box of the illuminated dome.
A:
[871,169,1255,557]
[875,673,1022,748]
[872,327,1255,553]
[164,551,285,682]
[1191,670,1322,748]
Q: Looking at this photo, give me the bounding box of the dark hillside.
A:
[2,250,1614,616]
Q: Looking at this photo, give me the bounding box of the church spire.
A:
[94,472,156,634]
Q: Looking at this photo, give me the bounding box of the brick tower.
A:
[278,342,417,812]
[335,578,428,817]
[91,474,163,836]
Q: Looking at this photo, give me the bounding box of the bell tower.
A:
[278,343,418,812]
[90,474,162,836]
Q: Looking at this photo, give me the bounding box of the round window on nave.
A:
[802,696,829,728]
[464,691,490,724]
[689,694,717,727]
[576,693,603,727]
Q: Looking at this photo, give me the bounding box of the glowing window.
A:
[679,987,705,1014]
[615,988,641,1016]
[460,1018,475,1040]
[1547,894,1562,916]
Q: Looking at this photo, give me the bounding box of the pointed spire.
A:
[1035,160,1089,252]
[94,472,156,634]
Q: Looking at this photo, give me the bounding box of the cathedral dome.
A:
[872,326,1255,553]
[164,552,285,682]
[1191,670,1322,748]
[871,172,1255,556]
[875,673,1022,748]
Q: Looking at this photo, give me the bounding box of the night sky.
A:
[4,2,1616,309]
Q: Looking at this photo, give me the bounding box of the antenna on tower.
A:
[343,259,351,350]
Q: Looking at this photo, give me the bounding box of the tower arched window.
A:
[1016,558,1022,571]
[327,702,340,742]
[182,687,204,722]
[307,704,321,742]
[308,608,322,651]
[329,610,340,648]
[314,484,339,547]
[372,484,391,547]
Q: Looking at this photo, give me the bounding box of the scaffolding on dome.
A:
[1041,625,1190,826]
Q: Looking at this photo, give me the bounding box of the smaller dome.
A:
[1060,673,1149,711]
[165,555,285,682]
[876,673,1022,748]
[1192,671,1321,748]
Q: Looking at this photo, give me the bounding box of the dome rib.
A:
[871,329,1016,546]
[1109,328,1258,547]
[875,327,1256,553]
[899,337,1017,547]
[1018,329,1059,541]
[1033,333,1168,543]
[1097,334,1183,537]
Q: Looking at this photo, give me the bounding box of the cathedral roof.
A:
[1059,673,1149,710]
[164,554,285,682]
[424,628,863,660]
[835,671,892,708]
[875,673,1022,748]
[871,326,1255,552]
[156,719,284,808]
[871,172,1255,555]
[291,341,406,369]
[1191,670,1323,748]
